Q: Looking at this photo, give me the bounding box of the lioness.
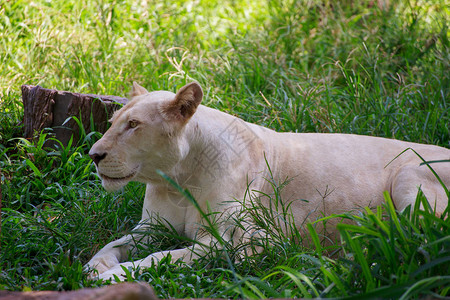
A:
[87,82,449,281]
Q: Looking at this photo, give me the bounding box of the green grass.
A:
[1,0,449,298]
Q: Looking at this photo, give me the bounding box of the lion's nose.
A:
[90,152,107,166]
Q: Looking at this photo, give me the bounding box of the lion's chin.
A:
[101,178,130,192]
[99,172,136,192]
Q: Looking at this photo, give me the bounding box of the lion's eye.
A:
[128,120,138,128]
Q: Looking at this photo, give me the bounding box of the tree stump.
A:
[21,85,128,147]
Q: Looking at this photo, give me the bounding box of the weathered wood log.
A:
[21,85,128,147]
[0,282,158,300]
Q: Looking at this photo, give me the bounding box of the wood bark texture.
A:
[21,85,128,146]
[0,282,158,300]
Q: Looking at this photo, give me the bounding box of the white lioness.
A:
[87,82,449,280]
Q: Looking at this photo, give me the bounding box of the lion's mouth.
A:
[100,171,136,181]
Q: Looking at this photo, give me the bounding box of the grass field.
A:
[1,0,449,298]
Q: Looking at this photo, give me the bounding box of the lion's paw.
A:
[85,255,120,278]
[98,270,127,283]
[97,262,137,282]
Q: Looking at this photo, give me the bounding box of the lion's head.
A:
[89,82,203,191]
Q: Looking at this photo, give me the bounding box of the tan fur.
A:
[86,82,450,281]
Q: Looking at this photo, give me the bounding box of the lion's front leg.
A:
[96,236,217,282]
[85,235,131,275]
[85,224,150,276]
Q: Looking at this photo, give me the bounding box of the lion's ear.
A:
[162,82,203,122]
[130,82,149,98]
